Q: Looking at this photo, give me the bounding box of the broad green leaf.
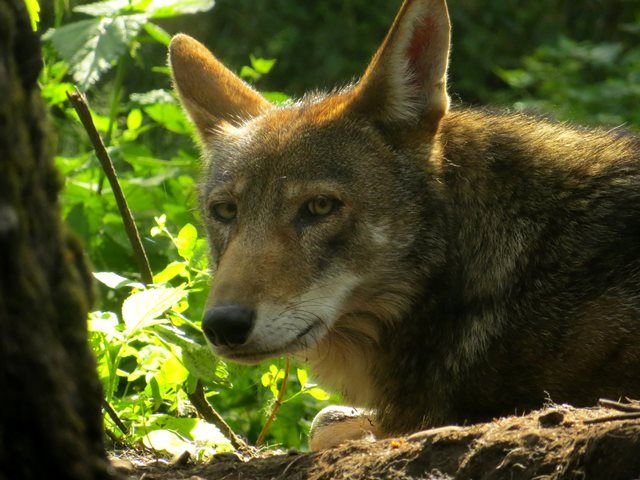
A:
[73,0,129,16]
[151,324,200,350]
[305,387,330,401]
[143,429,193,456]
[240,65,260,82]
[181,343,219,383]
[44,15,147,90]
[24,0,40,31]
[157,355,189,384]
[144,0,215,18]
[122,286,187,333]
[191,420,229,446]
[262,91,290,104]
[88,311,120,336]
[250,55,276,75]
[296,368,308,387]
[175,223,197,260]
[153,261,187,283]
[93,271,144,289]
[144,103,192,134]
[127,108,143,130]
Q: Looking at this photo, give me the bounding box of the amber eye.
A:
[210,202,237,222]
[306,195,336,217]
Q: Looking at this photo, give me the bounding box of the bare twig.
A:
[103,399,129,435]
[256,357,291,447]
[584,412,640,424]
[597,398,640,413]
[187,381,250,452]
[66,88,153,285]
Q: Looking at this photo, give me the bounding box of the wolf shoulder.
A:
[438,107,640,216]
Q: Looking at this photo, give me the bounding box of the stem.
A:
[67,88,154,285]
[256,357,290,447]
[103,399,129,435]
[187,381,250,452]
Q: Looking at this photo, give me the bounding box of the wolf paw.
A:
[309,405,378,451]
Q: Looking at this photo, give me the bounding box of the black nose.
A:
[202,305,255,346]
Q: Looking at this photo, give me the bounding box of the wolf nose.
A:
[202,305,255,346]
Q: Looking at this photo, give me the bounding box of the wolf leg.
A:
[308,405,378,450]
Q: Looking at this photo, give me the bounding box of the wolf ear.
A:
[169,34,269,142]
[350,0,450,131]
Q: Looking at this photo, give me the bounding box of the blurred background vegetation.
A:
[33,0,640,456]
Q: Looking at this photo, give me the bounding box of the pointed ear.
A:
[169,34,270,142]
[350,0,450,130]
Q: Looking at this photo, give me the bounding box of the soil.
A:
[112,403,640,480]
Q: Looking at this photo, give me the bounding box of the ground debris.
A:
[117,403,640,480]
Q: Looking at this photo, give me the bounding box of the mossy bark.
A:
[0,1,109,478]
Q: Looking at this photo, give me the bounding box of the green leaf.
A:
[143,22,172,45]
[175,223,197,260]
[262,91,290,105]
[44,15,147,90]
[157,355,189,384]
[127,108,143,130]
[305,387,330,401]
[250,55,276,75]
[122,286,187,333]
[24,0,40,31]
[261,372,272,387]
[239,65,260,82]
[144,102,192,134]
[93,271,144,289]
[190,419,229,446]
[296,368,308,387]
[153,261,187,283]
[143,429,193,456]
[88,311,120,336]
[73,0,129,16]
[181,343,219,383]
[144,0,216,18]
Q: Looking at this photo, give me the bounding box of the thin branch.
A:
[256,357,291,447]
[103,399,129,435]
[187,381,250,452]
[583,412,640,424]
[597,398,640,413]
[66,88,153,285]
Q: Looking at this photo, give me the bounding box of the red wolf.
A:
[169,0,640,449]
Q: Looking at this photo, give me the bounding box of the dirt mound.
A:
[118,402,640,480]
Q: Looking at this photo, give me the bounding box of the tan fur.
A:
[170,0,640,451]
[169,34,269,140]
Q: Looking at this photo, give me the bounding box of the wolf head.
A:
[169,0,450,363]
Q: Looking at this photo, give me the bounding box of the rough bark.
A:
[0,1,109,478]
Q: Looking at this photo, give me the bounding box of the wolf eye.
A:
[210,202,237,222]
[306,195,337,217]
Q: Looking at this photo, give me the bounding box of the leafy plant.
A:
[495,36,640,128]
[43,0,214,90]
[37,0,334,454]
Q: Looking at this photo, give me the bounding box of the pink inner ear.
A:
[406,16,438,87]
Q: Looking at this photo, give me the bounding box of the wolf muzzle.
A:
[202,305,255,346]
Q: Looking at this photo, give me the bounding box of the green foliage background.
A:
[33,0,640,456]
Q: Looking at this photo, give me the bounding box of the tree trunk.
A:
[0,1,109,478]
